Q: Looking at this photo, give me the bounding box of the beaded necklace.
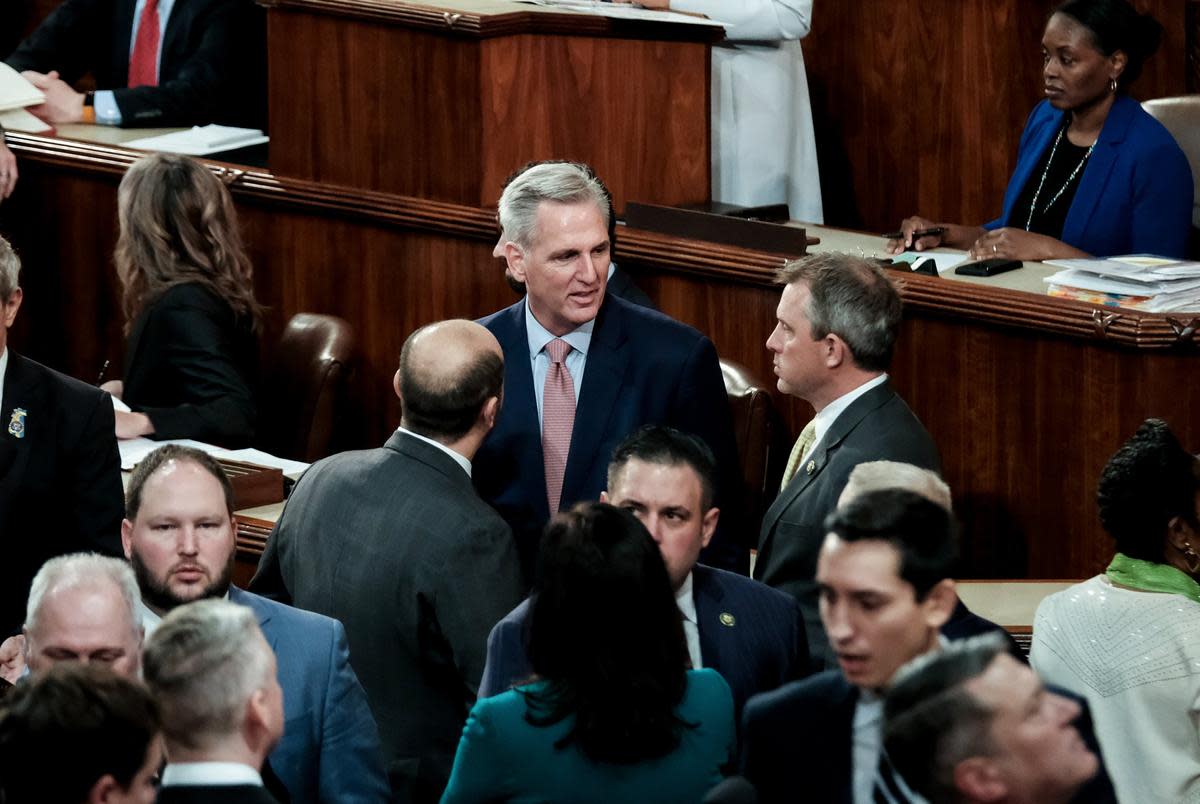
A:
[1024,125,1096,231]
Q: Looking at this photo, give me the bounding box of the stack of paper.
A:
[1044,255,1200,312]
[122,125,269,156]
[0,62,51,133]
[118,437,310,480]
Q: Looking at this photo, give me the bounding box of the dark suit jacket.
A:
[606,264,655,310]
[157,784,278,804]
[0,350,123,635]
[122,282,258,447]
[5,0,266,128]
[741,670,1119,804]
[478,564,808,717]
[250,431,524,804]
[475,294,744,578]
[942,599,1025,661]
[228,588,390,804]
[754,381,939,669]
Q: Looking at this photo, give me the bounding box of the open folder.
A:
[0,62,51,133]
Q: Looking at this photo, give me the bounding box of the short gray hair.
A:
[25,554,141,642]
[142,599,274,751]
[883,634,1010,803]
[776,252,902,372]
[841,461,952,512]
[0,235,20,301]
[497,161,610,250]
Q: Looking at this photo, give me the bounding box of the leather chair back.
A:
[1142,96,1200,233]
[258,313,355,463]
[720,359,786,544]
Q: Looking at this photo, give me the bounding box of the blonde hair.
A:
[115,153,261,335]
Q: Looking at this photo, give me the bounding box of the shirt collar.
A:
[397,427,472,478]
[161,762,263,788]
[812,373,888,450]
[524,298,595,360]
[674,571,697,625]
[138,591,231,638]
[0,346,8,411]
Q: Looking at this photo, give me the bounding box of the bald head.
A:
[838,461,952,512]
[396,319,504,443]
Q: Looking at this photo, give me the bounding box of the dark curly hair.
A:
[1097,418,1200,562]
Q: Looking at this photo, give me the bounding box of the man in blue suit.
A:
[121,444,390,804]
[740,490,1117,804]
[475,161,744,579]
[478,425,808,715]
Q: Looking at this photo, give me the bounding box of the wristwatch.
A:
[84,91,95,107]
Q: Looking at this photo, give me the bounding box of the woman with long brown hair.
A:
[103,153,260,446]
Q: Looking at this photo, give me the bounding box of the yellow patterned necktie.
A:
[780,420,818,491]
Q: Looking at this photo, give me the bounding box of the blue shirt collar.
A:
[524,298,595,359]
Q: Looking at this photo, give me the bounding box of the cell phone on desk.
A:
[955,258,1022,277]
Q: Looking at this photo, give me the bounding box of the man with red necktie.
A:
[4,0,265,128]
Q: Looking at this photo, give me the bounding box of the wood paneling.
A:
[266,3,711,210]
[805,0,1190,231]
[4,133,1198,582]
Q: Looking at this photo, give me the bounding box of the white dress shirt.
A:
[524,299,593,429]
[801,374,888,467]
[94,0,178,125]
[675,572,703,670]
[138,592,230,638]
[397,426,472,477]
[0,346,8,416]
[161,762,263,788]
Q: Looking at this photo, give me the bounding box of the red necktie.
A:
[542,339,576,516]
[128,0,161,88]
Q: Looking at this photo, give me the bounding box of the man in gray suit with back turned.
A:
[754,253,940,670]
[251,319,525,804]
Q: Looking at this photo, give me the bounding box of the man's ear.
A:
[504,242,528,284]
[120,519,135,560]
[2,287,23,329]
[922,578,958,630]
[824,333,847,369]
[85,774,123,804]
[700,507,719,549]
[954,757,1007,802]
[480,396,501,431]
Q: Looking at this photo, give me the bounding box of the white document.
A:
[1044,268,1200,296]
[1046,256,1200,282]
[118,437,310,480]
[514,0,729,27]
[0,108,51,133]
[0,63,45,113]
[109,394,132,413]
[122,124,269,156]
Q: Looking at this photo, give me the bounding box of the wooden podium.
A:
[259,0,719,210]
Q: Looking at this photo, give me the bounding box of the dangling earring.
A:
[1183,543,1200,575]
[1109,77,1119,94]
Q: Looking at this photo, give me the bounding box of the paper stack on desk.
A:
[0,62,51,133]
[1044,255,1200,312]
[122,124,268,156]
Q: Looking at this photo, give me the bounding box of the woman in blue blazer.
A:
[103,154,261,447]
[441,503,735,803]
[888,0,1192,261]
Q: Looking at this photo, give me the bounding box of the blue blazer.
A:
[987,95,1192,258]
[229,588,390,804]
[477,564,808,716]
[475,294,745,575]
[441,668,735,804]
[741,670,1119,804]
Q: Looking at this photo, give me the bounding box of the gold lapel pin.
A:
[805,460,816,475]
[7,408,27,439]
[719,612,736,627]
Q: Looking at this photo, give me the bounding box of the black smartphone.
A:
[955,258,1022,277]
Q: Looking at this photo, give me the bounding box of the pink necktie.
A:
[542,339,576,516]
[128,0,161,88]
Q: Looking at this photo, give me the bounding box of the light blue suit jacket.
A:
[986,95,1192,258]
[229,587,390,804]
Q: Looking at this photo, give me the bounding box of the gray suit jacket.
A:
[251,430,525,804]
[753,381,939,669]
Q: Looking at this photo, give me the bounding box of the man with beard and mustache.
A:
[122,444,389,804]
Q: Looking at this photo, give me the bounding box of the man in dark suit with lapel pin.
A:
[145,599,283,804]
[478,425,808,717]
[0,235,124,638]
[755,252,940,669]
[476,161,744,579]
[251,319,524,804]
[741,490,1118,804]
[5,0,265,128]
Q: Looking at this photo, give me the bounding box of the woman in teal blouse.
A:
[441,503,735,803]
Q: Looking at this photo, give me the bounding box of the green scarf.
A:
[1106,552,1200,605]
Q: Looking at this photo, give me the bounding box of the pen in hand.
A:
[96,359,110,385]
[882,226,946,243]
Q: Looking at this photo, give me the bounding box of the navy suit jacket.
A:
[986,95,1192,258]
[475,294,744,577]
[477,564,808,716]
[0,351,124,636]
[228,588,390,804]
[741,670,1118,804]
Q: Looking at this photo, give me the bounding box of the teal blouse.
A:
[440,668,735,803]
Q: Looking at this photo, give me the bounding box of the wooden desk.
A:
[3,131,1197,581]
